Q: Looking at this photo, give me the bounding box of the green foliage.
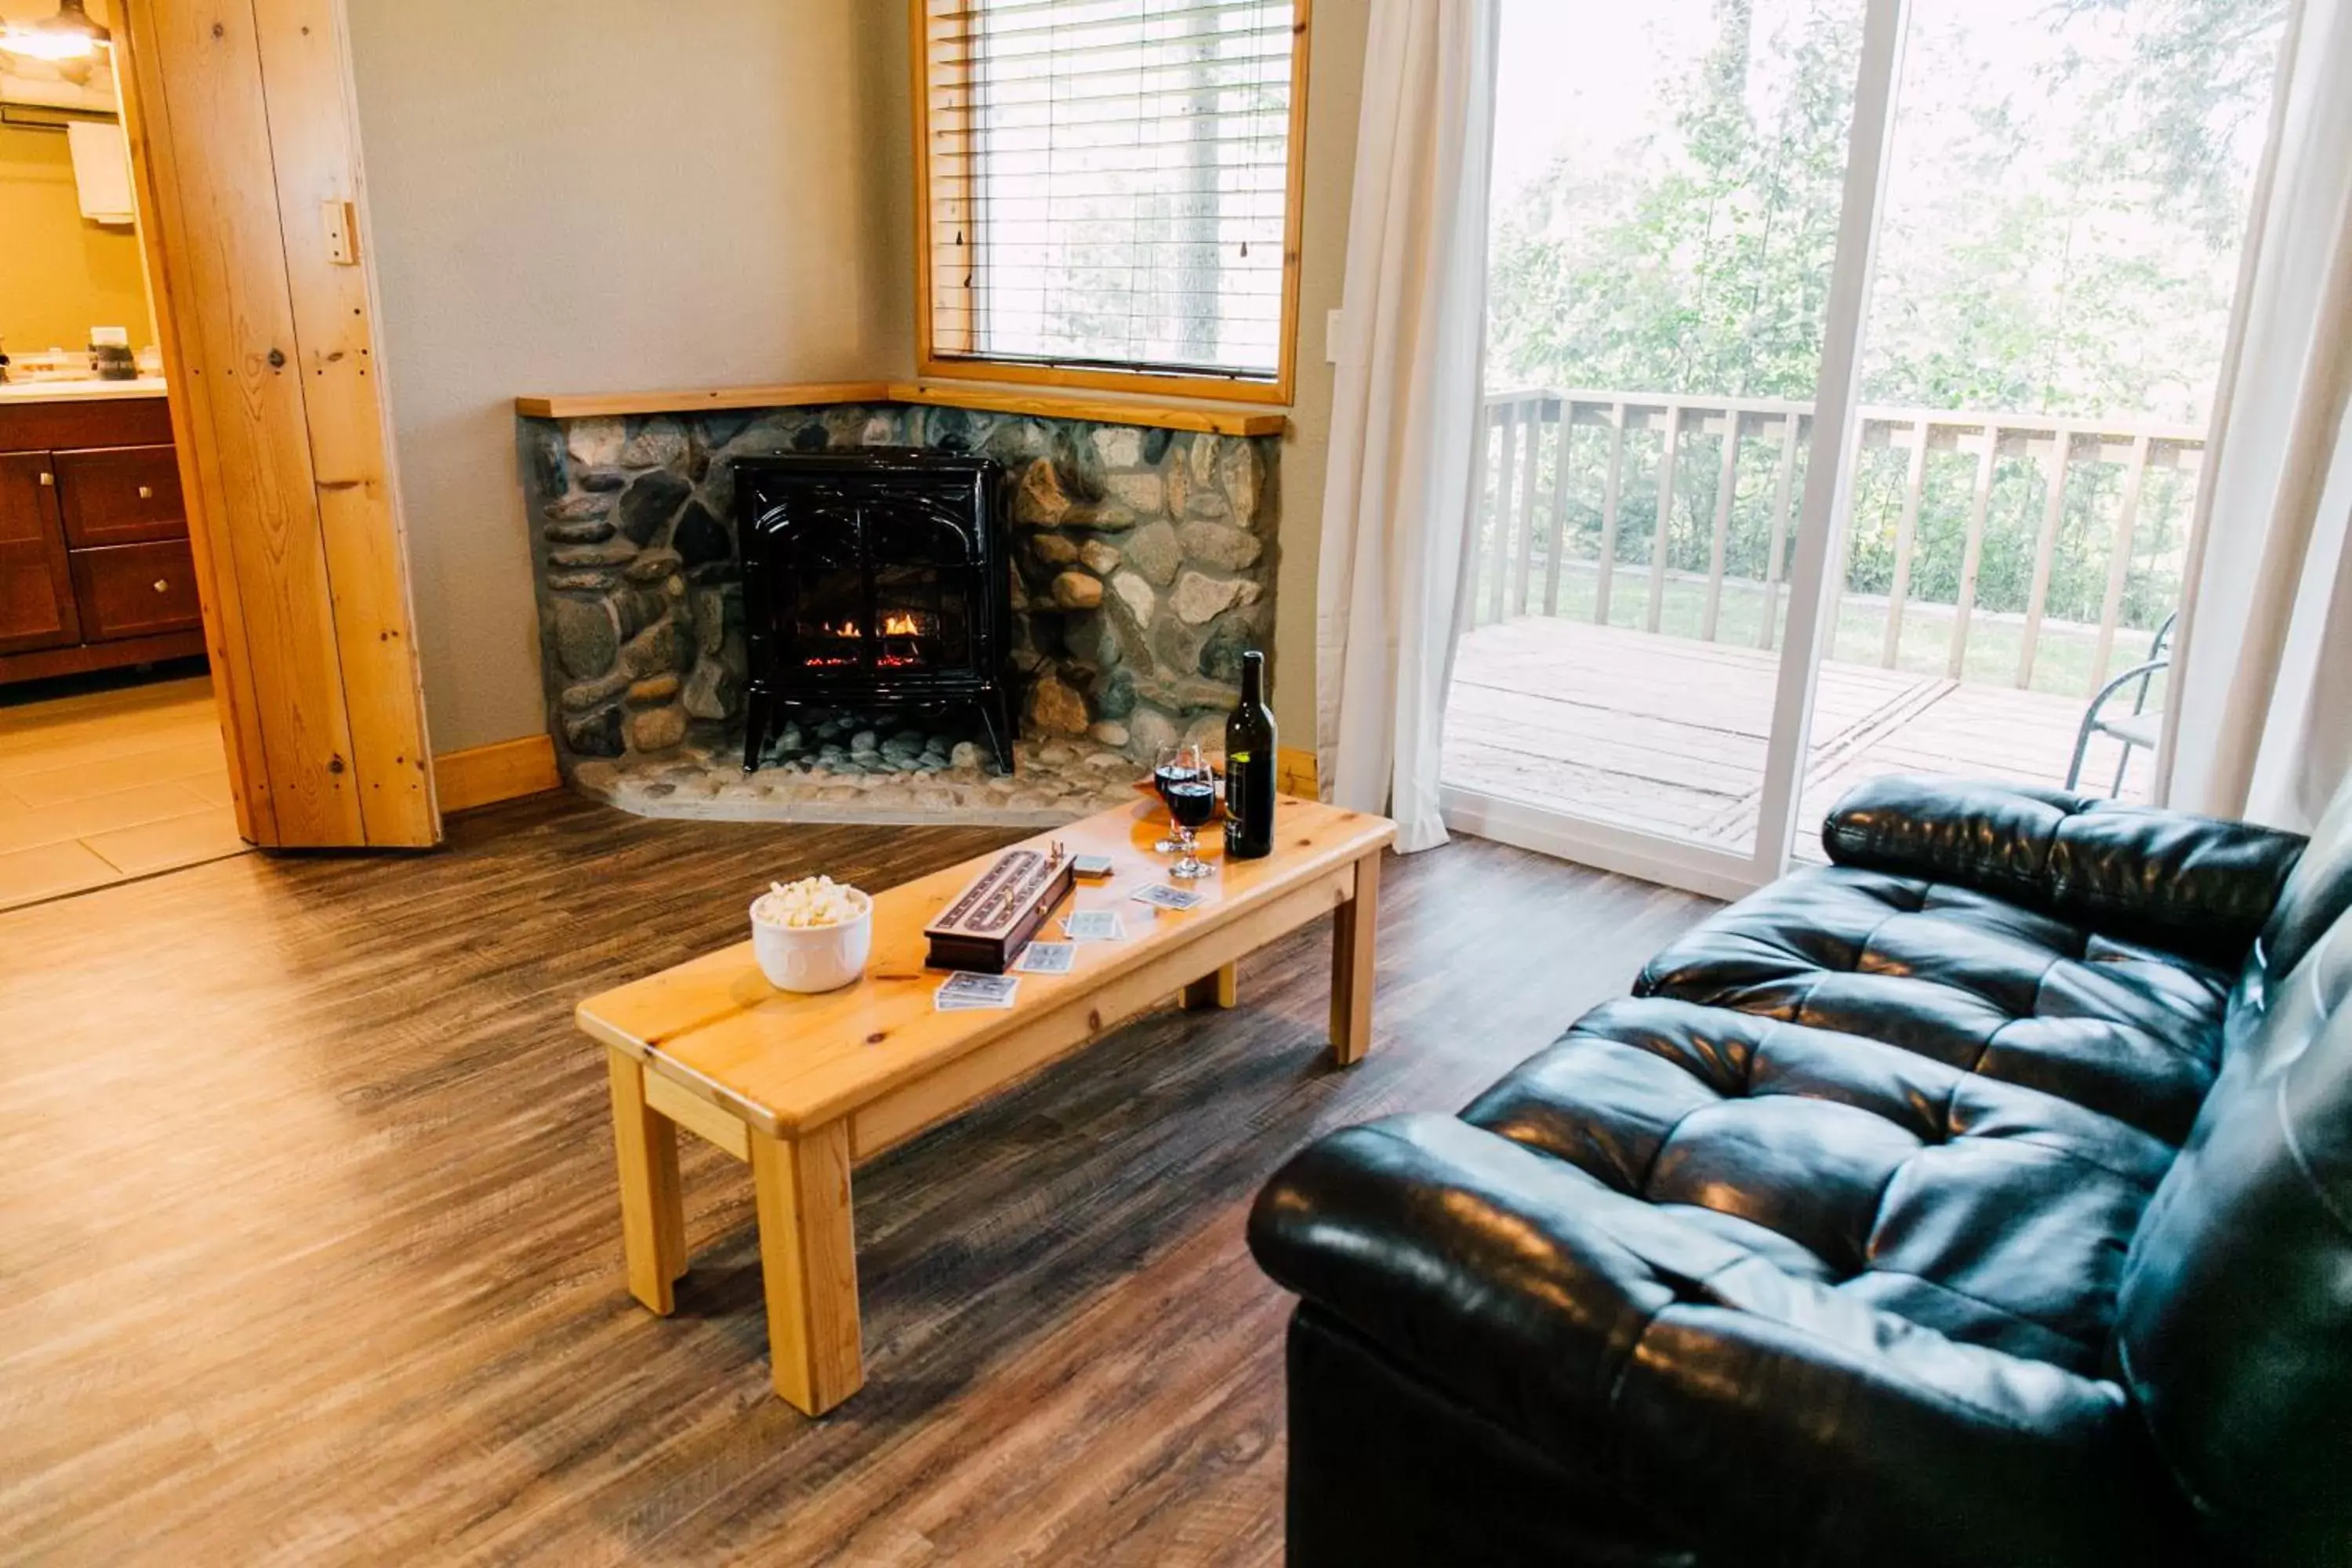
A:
[1481,0,2283,678]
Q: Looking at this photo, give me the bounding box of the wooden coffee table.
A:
[575,795,1396,1414]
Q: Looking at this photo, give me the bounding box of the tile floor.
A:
[0,671,247,912]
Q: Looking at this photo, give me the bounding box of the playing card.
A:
[1131,883,1207,911]
[935,971,1018,1011]
[1013,941,1076,975]
[1062,909,1125,942]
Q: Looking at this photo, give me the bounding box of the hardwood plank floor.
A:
[0,792,1712,1566]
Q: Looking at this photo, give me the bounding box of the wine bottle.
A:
[1224,650,1276,859]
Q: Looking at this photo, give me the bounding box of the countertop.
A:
[0,376,169,406]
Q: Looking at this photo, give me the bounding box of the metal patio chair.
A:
[2066,611,2177,797]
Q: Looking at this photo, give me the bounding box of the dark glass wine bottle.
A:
[1224,650,1276,859]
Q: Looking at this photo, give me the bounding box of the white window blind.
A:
[921,0,1301,385]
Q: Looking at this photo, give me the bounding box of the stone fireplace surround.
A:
[517,396,1280,824]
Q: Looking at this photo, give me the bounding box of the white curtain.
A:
[1313,0,1501,853]
[2158,0,2352,830]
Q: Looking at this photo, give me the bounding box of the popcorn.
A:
[753,875,866,929]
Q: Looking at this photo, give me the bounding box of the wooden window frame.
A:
[909,0,1313,408]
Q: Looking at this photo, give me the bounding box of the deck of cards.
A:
[1013,941,1075,974]
[1062,909,1126,942]
[934,971,1019,1011]
[1131,883,1207,912]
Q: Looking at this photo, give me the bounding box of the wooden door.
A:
[118,0,437,848]
[0,452,81,655]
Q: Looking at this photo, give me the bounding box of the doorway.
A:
[0,0,245,909]
[3,0,441,881]
[1440,0,2283,896]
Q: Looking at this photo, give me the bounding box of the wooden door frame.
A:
[111,0,439,849]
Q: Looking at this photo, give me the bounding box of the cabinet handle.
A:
[138,485,154,499]
[38,471,53,487]
[153,579,170,594]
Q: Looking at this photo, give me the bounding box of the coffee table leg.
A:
[1329,851,1381,1065]
[750,1120,864,1415]
[1181,963,1239,1010]
[606,1046,686,1313]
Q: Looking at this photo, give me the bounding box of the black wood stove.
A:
[733,450,1016,773]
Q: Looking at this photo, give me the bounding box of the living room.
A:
[5,1,2349,1564]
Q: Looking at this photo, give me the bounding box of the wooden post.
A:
[1701,411,1739,642]
[1595,404,1627,626]
[2019,425,2074,688]
[1329,851,1381,1066]
[1646,405,1682,634]
[2089,434,2153,689]
[1879,419,1931,667]
[1511,400,1546,617]
[1947,426,1999,679]
[1758,415,1800,651]
[1485,405,1523,626]
[605,1047,685,1315]
[1541,400,1575,617]
[750,1120,863,1416]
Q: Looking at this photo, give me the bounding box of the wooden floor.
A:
[0,790,1712,1565]
[0,668,245,911]
[1445,616,2150,860]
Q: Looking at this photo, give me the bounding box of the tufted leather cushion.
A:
[1462,996,2175,1374]
[1820,775,2303,968]
[1635,866,2234,1145]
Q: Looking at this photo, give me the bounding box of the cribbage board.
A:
[923,842,1076,974]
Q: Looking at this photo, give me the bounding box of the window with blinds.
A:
[915,0,1308,401]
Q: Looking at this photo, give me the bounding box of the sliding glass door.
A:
[1442,0,2282,896]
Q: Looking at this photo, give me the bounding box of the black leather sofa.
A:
[1250,775,2352,1567]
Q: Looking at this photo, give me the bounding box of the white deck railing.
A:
[1469,388,2206,691]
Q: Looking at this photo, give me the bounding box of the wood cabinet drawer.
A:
[56,445,187,547]
[0,450,79,653]
[69,539,204,642]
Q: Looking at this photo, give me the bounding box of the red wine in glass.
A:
[1163,774,1218,880]
[1153,760,1200,805]
[1165,776,1218,829]
[1152,743,1204,855]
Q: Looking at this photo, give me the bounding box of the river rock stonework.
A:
[517,401,1279,822]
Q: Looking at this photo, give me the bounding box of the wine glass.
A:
[1159,742,1218,880]
[1152,742,1203,854]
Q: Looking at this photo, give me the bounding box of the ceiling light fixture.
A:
[0,0,111,63]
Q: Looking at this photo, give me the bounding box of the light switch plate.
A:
[1326,307,1345,364]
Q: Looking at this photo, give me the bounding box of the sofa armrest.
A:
[1249,1113,2193,1568]
[1820,775,2303,967]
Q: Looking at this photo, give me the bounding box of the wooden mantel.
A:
[514,379,1288,438]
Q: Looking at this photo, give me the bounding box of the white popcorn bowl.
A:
[750,887,873,993]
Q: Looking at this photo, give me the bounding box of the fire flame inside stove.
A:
[819,612,924,639]
[805,611,931,670]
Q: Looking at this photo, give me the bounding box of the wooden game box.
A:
[922,841,1076,974]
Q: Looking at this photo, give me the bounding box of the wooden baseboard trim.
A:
[1276,746,1319,799]
[0,630,209,687]
[434,735,561,815]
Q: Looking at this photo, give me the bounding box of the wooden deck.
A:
[1443,617,2148,862]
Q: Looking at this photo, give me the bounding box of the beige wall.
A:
[344,0,909,752]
